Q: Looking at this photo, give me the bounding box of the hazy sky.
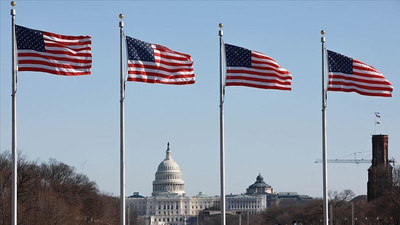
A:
[1,0,399,199]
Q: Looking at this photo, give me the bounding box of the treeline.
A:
[261,187,400,225]
[200,194,400,225]
[0,152,120,225]
[1,152,399,225]
[198,167,400,225]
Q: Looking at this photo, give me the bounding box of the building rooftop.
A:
[128,192,145,199]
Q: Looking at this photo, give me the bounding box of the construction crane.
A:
[315,151,396,166]
[314,158,396,166]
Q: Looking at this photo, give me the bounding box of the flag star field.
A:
[127,37,155,62]
[225,44,252,68]
[16,26,45,52]
[327,50,353,74]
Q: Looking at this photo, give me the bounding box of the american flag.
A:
[16,25,92,76]
[225,44,292,90]
[126,36,195,85]
[327,50,393,97]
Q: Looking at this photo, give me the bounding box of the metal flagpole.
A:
[218,23,226,225]
[321,30,329,225]
[11,2,17,225]
[119,14,126,225]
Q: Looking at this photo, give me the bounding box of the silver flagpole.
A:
[119,14,126,225]
[321,30,329,225]
[218,23,226,225]
[10,2,17,225]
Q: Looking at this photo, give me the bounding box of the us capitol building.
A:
[127,143,311,225]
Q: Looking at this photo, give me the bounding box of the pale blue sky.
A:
[1,1,399,198]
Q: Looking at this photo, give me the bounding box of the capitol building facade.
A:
[127,144,309,225]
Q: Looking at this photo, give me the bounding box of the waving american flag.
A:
[327,50,393,97]
[126,36,195,85]
[225,43,292,91]
[16,25,92,76]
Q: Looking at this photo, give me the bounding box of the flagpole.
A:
[10,2,17,225]
[119,14,126,225]
[321,30,329,225]
[218,23,226,225]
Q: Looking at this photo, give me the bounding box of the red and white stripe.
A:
[226,51,292,90]
[127,44,195,85]
[18,32,92,76]
[328,60,393,97]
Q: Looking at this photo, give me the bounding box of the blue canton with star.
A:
[15,25,45,52]
[327,50,353,74]
[225,44,251,68]
[126,36,155,62]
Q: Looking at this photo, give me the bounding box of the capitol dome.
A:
[152,143,185,196]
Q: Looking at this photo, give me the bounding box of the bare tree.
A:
[0,152,120,225]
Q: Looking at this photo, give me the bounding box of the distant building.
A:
[367,134,393,202]
[127,144,266,225]
[246,173,273,195]
[245,174,312,207]
[275,192,313,205]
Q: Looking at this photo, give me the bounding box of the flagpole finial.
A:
[119,14,124,28]
[219,23,223,36]
[11,1,16,7]
[321,30,326,35]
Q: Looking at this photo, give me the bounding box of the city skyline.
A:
[1,1,399,199]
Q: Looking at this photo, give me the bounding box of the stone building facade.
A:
[126,144,266,225]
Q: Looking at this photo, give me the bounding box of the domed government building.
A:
[127,143,311,225]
